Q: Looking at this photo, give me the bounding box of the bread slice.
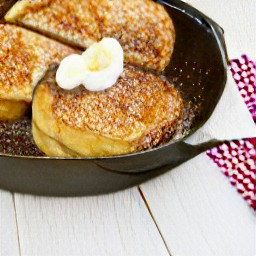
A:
[32,64,183,157]
[32,121,81,157]
[91,0,175,71]
[5,0,100,49]
[0,24,75,120]
[5,0,175,71]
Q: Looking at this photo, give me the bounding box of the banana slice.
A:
[56,38,124,91]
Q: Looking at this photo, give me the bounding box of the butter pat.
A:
[56,54,88,90]
[56,38,124,91]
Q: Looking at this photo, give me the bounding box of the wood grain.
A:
[14,188,169,256]
[140,1,256,255]
[186,0,256,58]
[3,1,255,256]
[0,191,20,256]
[140,153,255,256]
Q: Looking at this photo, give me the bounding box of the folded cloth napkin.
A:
[185,55,256,209]
[207,55,256,209]
[182,0,256,209]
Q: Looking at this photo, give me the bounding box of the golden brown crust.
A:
[32,65,183,157]
[53,65,182,141]
[0,24,35,102]
[6,0,100,48]
[0,24,75,120]
[92,0,175,71]
[32,76,135,157]
[5,0,175,71]
[0,24,75,102]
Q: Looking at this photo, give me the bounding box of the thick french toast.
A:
[91,0,175,71]
[0,24,74,120]
[5,0,100,49]
[32,64,183,157]
[5,0,175,71]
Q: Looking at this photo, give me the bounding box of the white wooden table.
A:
[1,1,255,255]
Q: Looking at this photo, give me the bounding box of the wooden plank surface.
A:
[186,0,256,58]
[1,1,255,256]
[140,154,255,256]
[140,1,256,255]
[0,191,20,256]
[14,188,169,256]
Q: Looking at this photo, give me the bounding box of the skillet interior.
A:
[163,0,227,137]
[0,0,228,195]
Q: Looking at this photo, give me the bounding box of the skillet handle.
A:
[95,140,222,174]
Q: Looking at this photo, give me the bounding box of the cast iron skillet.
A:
[0,0,228,196]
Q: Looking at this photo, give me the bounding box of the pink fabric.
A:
[207,55,256,209]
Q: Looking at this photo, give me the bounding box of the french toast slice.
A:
[0,24,75,120]
[32,121,81,157]
[91,0,175,71]
[5,0,100,49]
[32,64,183,157]
[5,0,175,71]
